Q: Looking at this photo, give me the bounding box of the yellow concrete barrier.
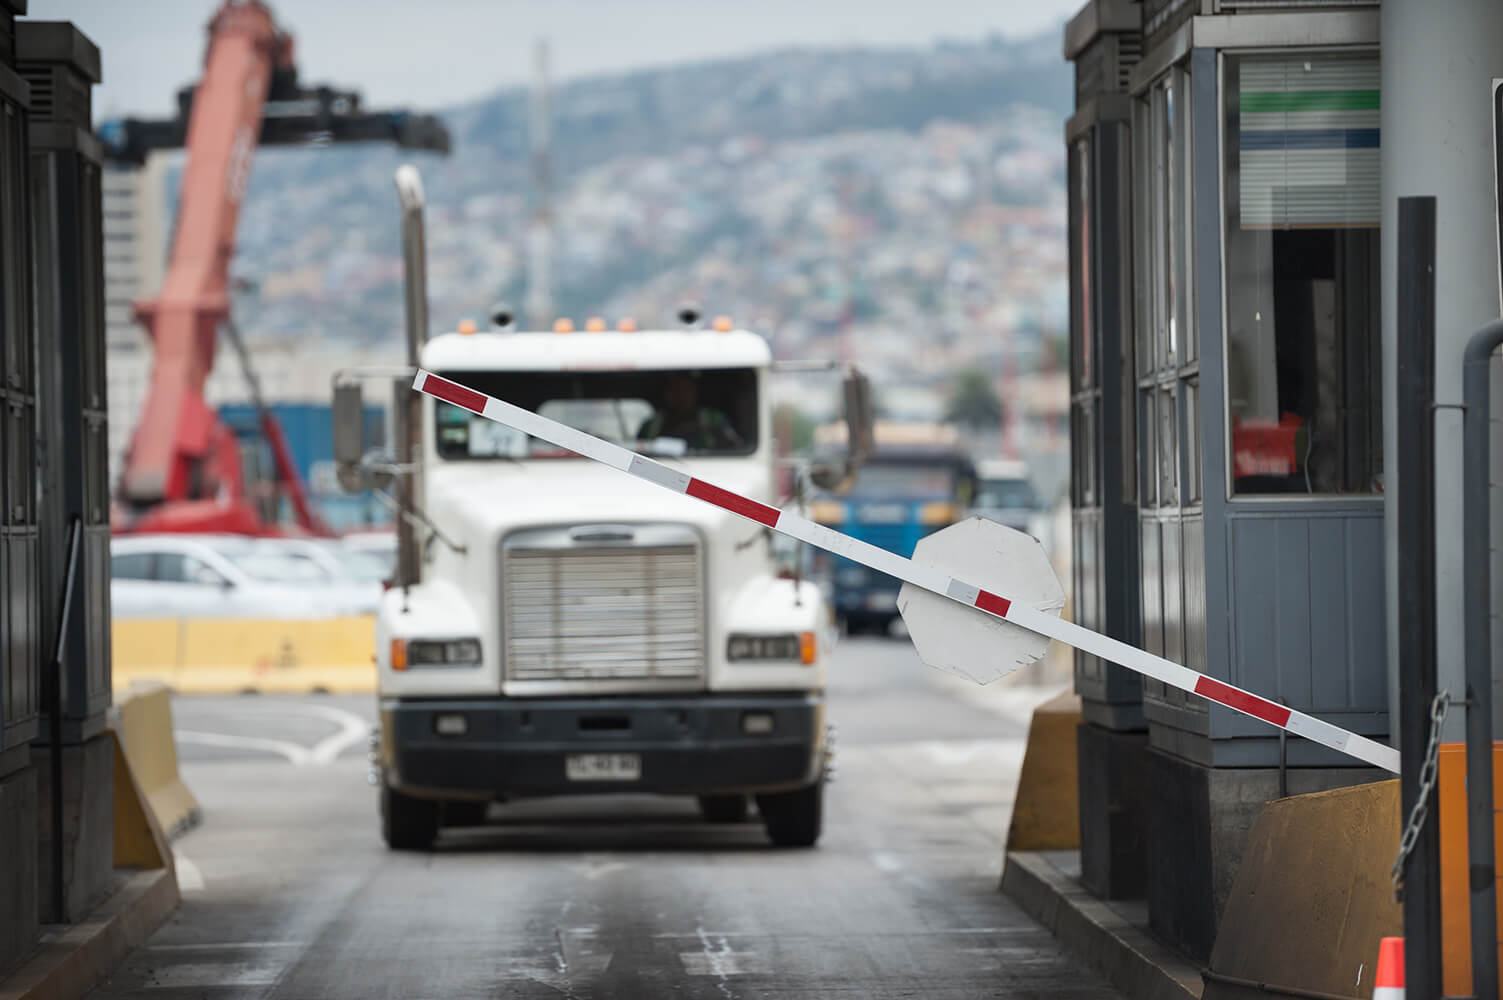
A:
[111,727,170,870]
[1203,780,1400,1000]
[1438,742,1503,997]
[1005,690,1081,851]
[112,683,200,838]
[113,615,377,694]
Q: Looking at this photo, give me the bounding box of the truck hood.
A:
[428,459,772,540]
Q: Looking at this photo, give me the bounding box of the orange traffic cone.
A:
[1374,937,1404,1000]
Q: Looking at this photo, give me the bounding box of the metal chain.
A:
[1391,691,1452,901]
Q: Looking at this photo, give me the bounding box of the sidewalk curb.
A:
[0,868,179,1000]
[1001,850,1202,1000]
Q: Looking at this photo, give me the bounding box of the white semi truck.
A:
[333,167,871,850]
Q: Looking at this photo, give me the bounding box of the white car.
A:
[340,530,397,573]
[254,537,388,612]
[110,534,373,620]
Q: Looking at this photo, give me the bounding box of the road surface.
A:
[90,636,1119,999]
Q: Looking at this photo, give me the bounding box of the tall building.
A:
[101,155,169,488]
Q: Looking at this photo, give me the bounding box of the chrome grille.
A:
[503,532,705,682]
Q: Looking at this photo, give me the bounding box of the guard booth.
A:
[1066,0,1388,961]
[0,8,115,975]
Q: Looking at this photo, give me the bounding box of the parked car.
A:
[255,537,388,609]
[339,530,397,576]
[110,534,373,620]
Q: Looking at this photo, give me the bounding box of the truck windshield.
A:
[976,478,1039,509]
[847,461,963,501]
[433,368,759,459]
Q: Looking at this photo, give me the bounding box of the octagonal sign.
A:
[897,516,1065,684]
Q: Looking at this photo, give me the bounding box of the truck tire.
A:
[698,794,749,823]
[443,800,489,827]
[757,780,823,847]
[381,784,439,850]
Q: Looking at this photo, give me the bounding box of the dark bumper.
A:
[382,693,824,797]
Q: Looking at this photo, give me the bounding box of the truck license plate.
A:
[565,753,641,782]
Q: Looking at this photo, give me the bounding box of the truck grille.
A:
[503,531,706,683]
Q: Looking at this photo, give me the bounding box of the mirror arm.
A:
[370,487,466,557]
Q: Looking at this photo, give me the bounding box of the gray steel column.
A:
[1381,0,1503,742]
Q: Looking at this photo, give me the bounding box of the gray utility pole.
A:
[1381,0,1503,748]
[525,37,554,331]
[1462,319,1503,1000]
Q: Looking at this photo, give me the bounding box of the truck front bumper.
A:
[381,693,825,798]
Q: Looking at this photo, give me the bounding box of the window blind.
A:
[1236,55,1379,229]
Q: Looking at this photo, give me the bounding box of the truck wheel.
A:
[698,794,749,823]
[381,784,439,850]
[443,800,489,828]
[757,780,823,847]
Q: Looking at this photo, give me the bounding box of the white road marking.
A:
[141,960,284,988]
[299,704,370,765]
[174,704,372,768]
[685,926,767,992]
[172,852,204,891]
[570,856,627,880]
[870,851,904,874]
[147,942,302,951]
[173,730,310,766]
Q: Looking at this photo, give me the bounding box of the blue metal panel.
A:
[1272,518,1314,708]
[1162,518,1184,667]
[1183,516,1208,672]
[1141,517,1163,657]
[1307,517,1348,709]
[1222,506,1388,740]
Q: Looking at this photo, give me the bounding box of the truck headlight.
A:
[395,638,482,669]
[727,632,816,665]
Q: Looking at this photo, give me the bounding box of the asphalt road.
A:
[90,636,1119,999]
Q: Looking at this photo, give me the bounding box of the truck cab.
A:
[809,422,977,635]
[350,322,842,849]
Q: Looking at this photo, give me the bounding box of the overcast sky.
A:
[54,0,1080,121]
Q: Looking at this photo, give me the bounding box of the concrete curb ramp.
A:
[113,615,376,694]
[0,691,187,1000]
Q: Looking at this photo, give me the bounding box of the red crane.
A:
[111,0,448,537]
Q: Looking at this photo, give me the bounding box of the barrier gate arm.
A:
[414,370,1400,775]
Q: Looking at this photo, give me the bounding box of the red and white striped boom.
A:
[413,370,1400,774]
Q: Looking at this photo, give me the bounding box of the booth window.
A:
[1223,52,1382,496]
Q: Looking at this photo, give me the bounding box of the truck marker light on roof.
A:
[411,369,1400,774]
[553,318,574,333]
[617,318,638,332]
[585,317,607,332]
[458,319,477,335]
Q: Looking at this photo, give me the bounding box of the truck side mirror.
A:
[806,462,847,491]
[333,382,367,493]
[842,369,874,465]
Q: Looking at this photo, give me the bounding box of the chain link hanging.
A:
[1391,691,1452,902]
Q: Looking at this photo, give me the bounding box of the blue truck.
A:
[809,423,977,635]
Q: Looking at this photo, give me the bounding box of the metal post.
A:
[1462,318,1503,1000]
[394,166,429,590]
[47,516,82,922]
[1396,196,1443,997]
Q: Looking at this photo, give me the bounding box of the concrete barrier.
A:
[112,683,200,838]
[113,615,377,694]
[1438,742,1503,997]
[1005,690,1081,851]
[1203,780,1400,1000]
